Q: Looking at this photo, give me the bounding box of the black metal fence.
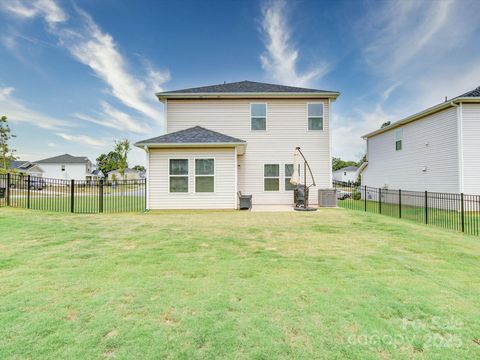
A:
[333,181,480,236]
[0,173,146,213]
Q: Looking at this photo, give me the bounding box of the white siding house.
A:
[135,81,340,209]
[332,166,358,183]
[35,154,95,180]
[361,86,480,194]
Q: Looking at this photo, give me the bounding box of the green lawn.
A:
[0,208,479,359]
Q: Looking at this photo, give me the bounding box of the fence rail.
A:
[0,173,146,213]
[333,181,480,236]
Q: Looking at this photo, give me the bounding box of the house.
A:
[135,80,340,209]
[86,169,105,181]
[332,166,358,183]
[35,154,96,180]
[8,160,44,177]
[107,168,144,181]
[361,86,480,194]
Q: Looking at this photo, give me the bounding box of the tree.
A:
[332,157,357,171]
[0,115,16,170]
[132,165,145,172]
[96,151,122,175]
[114,139,131,177]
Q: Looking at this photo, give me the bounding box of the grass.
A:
[0,208,479,359]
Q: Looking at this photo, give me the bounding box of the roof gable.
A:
[159,80,336,94]
[36,154,90,164]
[135,126,246,146]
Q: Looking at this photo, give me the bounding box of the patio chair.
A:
[237,191,252,210]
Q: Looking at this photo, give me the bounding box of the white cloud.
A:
[56,133,106,148]
[0,0,168,130]
[260,0,328,87]
[0,86,71,130]
[75,101,150,134]
[0,0,67,26]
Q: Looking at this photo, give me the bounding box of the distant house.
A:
[9,160,44,177]
[332,166,358,183]
[35,154,96,180]
[86,169,105,181]
[361,86,480,194]
[107,168,145,181]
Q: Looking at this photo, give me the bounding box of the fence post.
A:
[144,179,147,211]
[461,193,465,233]
[364,185,367,212]
[70,179,75,213]
[99,179,104,213]
[6,172,10,207]
[379,188,382,214]
[399,189,402,218]
[27,175,31,209]
[425,190,428,224]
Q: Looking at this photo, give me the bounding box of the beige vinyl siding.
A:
[148,148,236,209]
[362,106,459,192]
[461,103,480,194]
[166,99,331,205]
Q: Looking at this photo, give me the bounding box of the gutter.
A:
[155,91,341,102]
[451,101,464,193]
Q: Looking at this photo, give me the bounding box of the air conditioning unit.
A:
[318,189,337,207]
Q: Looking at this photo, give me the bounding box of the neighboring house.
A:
[135,80,340,209]
[107,168,144,181]
[361,86,480,194]
[35,154,95,180]
[332,166,358,183]
[9,160,44,177]
[86,169,105,181]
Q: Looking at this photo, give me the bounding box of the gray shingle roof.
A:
[158,80,337,94]
[9,160,33,170]
[36,154,90,164]
[334,166,358,172]
[458,86,480,98]
[136,126,246,145]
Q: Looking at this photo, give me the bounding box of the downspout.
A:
[451,101,464,193]
[328,98,333,188]
[144,145,150,210]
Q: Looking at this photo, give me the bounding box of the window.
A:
[285,164,295,191]
[61,164,65,171]
[195,159,214,192]
[307,103,324,130]
[395,129,403,151]
[264,164,279,191]
[169,159,189,192]
[251,103,267,130]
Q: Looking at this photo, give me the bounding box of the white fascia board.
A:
[156,92,340,102]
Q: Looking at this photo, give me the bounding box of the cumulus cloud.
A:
[260,0,328,87]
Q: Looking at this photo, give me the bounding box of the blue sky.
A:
[1,0,480,166]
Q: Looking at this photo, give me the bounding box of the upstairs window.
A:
[395,129,403,151]
[307,103,324,130]
[264,164,279,191]
[285,164,295,191]
[61,164,65,171]
[251,103,267,131]
[195,159,214,192]
[169,159,189,193]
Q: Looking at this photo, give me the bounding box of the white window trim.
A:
[250,103,268,131]
[194,157,216,194]
[263,163,280,192]
[168,158,189,194]
[395,128,403,151]
[306,102,325,131]
[284,163,295,192]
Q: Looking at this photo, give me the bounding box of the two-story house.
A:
[35,154,98,180]
[361,86,480,194]
[135,81,340,209]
